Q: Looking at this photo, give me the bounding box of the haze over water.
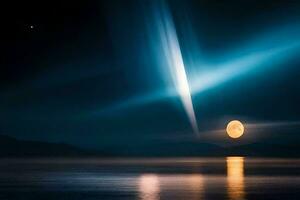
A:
[0,157,299,200]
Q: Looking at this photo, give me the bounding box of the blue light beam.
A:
[189,43,300,94]
[155,2,199,134]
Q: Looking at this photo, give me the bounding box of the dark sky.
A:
[0,0,300,151]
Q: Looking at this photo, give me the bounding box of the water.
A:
[0,157,299,200]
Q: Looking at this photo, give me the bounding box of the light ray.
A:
[155,2,199,134]
[89,8,300,136]
[189,42,300,95]
[92,38,300,118]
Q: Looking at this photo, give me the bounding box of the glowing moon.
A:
[226,120,244,139]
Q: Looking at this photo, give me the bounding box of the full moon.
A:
[226,120,244,139]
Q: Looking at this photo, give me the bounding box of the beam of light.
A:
[154,2,199,134]
[90,37,300,117]
[91,1,200,134]
[88,12,300,134]
[189,42,300,95]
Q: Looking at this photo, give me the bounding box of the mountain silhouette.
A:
[0,134,298,157]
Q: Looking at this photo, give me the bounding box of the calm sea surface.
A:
[0,157,299,200]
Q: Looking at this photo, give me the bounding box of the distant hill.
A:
[0,134,298,157]
[0,135,91,157]
[93,139,300,157]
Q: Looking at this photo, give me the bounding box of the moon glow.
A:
[226,120,244,139]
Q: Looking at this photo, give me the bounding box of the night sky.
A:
[1,0,300,152]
